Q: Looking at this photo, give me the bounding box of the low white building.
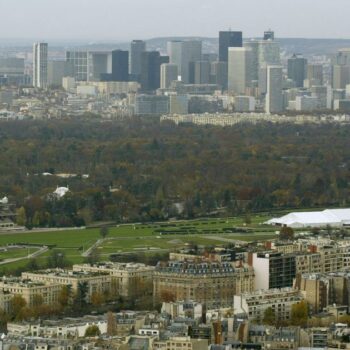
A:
[266,208,350,228]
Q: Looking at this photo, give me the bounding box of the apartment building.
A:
[153,261,254,308]
[73,262,155,298]
[0,277,62,308]
[233,288,303,322]
[22,269,113,301]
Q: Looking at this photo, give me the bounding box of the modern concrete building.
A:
[252,252,296,290]
[0,57,25,85]
[265,65,283,114]
[135,94,169,115]
[332,65,350,89]
[288,54,308,88]
[33,42,48,88]
[47,60,73,87]
[76,81,140,95]
[234,96,255,112]
[210,61,228,90]
[66,50,112,82]
[228,47,252,94]
[295,95,319,111]
[140,51,169,91]
[307,64,323,86]
[110,50,129,81]
[130,40,146,80]
[233,288,303,322]
[169,94,189,114]
[194,61,211,85]
[160,63,178,89]
[219,31,243,62]
[168,40,202,83]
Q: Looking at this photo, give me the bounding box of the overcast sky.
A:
[0,0,349,41]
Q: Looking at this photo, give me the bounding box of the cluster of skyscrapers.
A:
[1,29,350,115]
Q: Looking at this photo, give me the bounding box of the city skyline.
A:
[0,0,350,41]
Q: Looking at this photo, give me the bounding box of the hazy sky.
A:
[0,0,349,41]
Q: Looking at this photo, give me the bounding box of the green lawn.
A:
[0,214,277,272]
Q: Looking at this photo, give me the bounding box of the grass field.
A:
[0,215,277,272]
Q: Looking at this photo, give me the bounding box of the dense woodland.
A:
[0,118,350,227]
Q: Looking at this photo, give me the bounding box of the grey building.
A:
[288,54,308,88]
[110,50,129,81]
[66,50,111,82]
[167,40,202,83]
[194,61,210,84]
[210,61,228,90]
[48,60,73,87]
[33,42,48,88]
[129,40,146,80]
[135,94,169,115]
[266,65,283,114]
[307,64,323,86]
[219,31,243,62]
[228,47,252,94]
[140,51,169,91]
[160,63,178,89]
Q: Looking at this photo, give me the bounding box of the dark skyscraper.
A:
[288,54,307,87]
[111,50,129,81]
[219,31,242,62]
[140,51,169,91]
[130,40,146,81]
[263,30,275,41]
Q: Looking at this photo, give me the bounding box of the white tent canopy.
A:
[266,208,350,228]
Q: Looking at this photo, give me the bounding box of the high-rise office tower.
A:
[228,47,252,94]
[219,31,243,62]
[66,50,111,82]
[194,61,211,84]
[160,63,178,89]
[266,65,283,114]
[210,61,228,90]
[47,60,73,87]
[140,51,169,91]
[307,64,323,86]
[111,50,129,81]
[288,54,308,87]
[167,40,202,83]
[245,34,280,94]
[130,40,146,80]
[263,30,275,41]
[332,65,350,89]
[33,42,48,88]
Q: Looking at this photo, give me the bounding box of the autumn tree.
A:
[58,285,72,308]
[279,226,294,241]
[262,307,276,325]
[16,207,27,226]
[291,301,308,327]
[84,325,101,337]
[9,295,27,320]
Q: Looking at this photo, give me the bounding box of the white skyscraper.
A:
[266,65,283,114]
[228,47,252,94]
[33,42,48,88]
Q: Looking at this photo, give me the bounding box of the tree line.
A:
[0,118,349,227]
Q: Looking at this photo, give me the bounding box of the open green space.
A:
[0,214,276,272]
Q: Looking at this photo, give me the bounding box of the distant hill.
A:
[2,37,350,57]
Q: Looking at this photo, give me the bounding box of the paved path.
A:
[0,245,48,265]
